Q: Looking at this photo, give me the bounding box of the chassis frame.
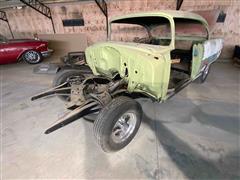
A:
[31,61,203,135]
[32,10,223,152]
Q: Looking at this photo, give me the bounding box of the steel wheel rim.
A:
[111,111,137,143]
[25,51,40,63]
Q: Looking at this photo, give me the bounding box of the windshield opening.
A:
[110,16,172,46]
[110,23,149,43]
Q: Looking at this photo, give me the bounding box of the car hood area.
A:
[86,41,169,57]
[85,41,170,75]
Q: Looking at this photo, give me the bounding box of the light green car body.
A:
[85,10,223,101]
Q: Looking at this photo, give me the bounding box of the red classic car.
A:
[0,34,53,65]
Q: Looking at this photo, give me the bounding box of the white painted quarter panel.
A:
[203,39,223,60]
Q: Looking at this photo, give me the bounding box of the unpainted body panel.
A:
[85,11,223,101]
[86,42,171,100]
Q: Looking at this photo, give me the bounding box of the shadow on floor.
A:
[50,98,239,179]
[150,99,240,135]
[190,102,240,135]
[142,99,240,179]
[82,120,111,179]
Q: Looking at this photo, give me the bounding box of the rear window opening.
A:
[110,16,172,46]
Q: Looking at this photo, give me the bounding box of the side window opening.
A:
[169,18,207,91]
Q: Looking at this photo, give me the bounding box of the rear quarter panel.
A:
[202,39,223,63]
[191,39,223,79]
[15,41,48,60]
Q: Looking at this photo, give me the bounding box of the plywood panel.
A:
[0,0,239,59]
[38,33,88,57]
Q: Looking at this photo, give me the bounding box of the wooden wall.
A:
[0,0,239,59]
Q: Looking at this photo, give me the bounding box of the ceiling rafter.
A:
[95,0,109,37]
[0,10,14,38]
[19,0,55,33]
[176,0,184,10]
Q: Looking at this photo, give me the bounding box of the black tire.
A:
[83,106,100,122]
[52,69,85,101]
[200,64,211,83]
[93,96,142,152]
[23,50,42,64]
[196,64,211,83]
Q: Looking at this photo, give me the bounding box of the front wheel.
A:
[23,50,42,64]
[93,96,142,152]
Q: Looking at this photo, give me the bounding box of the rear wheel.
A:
[93,96,142,152]
[201,64,210,83]
[24,50,42,64]
[52,69,85,101]
[196,64,211,83]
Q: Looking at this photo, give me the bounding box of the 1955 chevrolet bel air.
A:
[32,10,223,152]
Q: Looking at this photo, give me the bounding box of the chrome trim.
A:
[41,49,53,57]
[111,111,137,143]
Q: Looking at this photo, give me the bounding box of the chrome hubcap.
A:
[25,51,40,62]
[111,112,137,143]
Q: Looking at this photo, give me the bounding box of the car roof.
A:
[110,10,208,26]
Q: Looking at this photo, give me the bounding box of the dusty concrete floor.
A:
[1,60,240,179]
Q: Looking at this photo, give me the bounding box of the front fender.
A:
[85,44,171,100]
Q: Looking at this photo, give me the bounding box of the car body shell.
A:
[85,10,223,101]
[29,11,224,149]
[0,36,52,65]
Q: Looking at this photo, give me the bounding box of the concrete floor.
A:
[1,60,240,179]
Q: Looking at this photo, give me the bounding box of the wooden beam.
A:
[94,0,108,37]
[176,0,184,10]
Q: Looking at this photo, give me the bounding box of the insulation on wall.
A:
[0,0,239,59]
